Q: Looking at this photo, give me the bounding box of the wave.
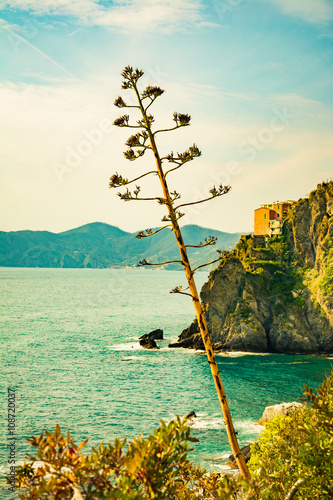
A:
[199,454,240,474]
[188,413,263,436]
[233,419,264,435]
[107,342,143,351]
[121,355,143,361]
[207,462,237,473]
[190,414,224,430]
[224,351,271,357]
[107,342,167,352]
[192,350,271,357]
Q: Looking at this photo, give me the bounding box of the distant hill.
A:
[0,223,242,270]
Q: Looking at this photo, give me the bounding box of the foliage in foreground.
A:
[14,417,253,500]
[13,370,333,499]
[249,369,333,499]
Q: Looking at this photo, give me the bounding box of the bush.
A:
[320,246,333,297]
[249,370,333,499]
[14,417,253,500]
[13,371,333,499]
[265,236,290,261]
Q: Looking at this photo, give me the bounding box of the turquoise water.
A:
[1,267,332,495]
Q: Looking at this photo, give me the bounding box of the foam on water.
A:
[221,351,271,357]
[209,463,237,473]
[190,413,224,430]
[189,414,263,440]
[121,356,143,361]
[107,342,143,350]
[233,420,264,434]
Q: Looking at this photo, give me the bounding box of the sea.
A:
[1,267,332,497]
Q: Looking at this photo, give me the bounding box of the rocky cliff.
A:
[170,182,333,354]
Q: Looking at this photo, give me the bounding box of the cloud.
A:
[3,24,75,77]
[0,78,118,164]
[0,78,332,233]
[0,78,328,178]
[264,0,333,25]
[1,0,211,33]
[2,0,106,18]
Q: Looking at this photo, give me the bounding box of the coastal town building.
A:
[254,200,296,236]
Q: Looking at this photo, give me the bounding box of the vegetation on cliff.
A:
[171,181,333,354]
[249,368,333,499]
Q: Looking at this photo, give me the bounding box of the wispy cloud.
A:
[262,0,333,25]
[1,78,331,232]
[171,81,322,114]
[318,32,333,38]
[68,27,83,37]
[1,0,211,33]
[2,24,76,77]
[2,0,104,18]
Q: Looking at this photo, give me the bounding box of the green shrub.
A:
[229,301,253,321]
[320,246,333,297]
[265,236,290,261]
[252,247,271,254]
[13,372,333,499]
[249,370,333,499]
[13,417,253,500]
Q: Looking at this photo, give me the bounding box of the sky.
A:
[0,0,332,234]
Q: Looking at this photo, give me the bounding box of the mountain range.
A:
[0,222,242,269]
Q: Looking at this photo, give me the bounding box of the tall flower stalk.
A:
[110,66,250,480]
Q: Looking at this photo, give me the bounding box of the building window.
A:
[277,213,280,217]
[268,204,272,207]
[264,214,266,219]
[278,205,280,209]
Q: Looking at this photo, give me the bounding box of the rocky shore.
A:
[226,401,302,469]
[170,182,333,354]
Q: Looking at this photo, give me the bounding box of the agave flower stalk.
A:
[110,66,250,480]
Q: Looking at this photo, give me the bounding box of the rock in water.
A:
[227,401,302,469]
[139,329,163,341]
[148,329,163,340]
[258,402,302,425]
[227,443,254,468]
[139,337,159,349]
[184,410,197,420]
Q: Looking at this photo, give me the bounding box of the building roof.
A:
[258,200,297,208]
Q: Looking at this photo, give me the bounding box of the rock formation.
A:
[139,337,159,349]
[184,410,197,420]
[139,329,164,341]
[227,443,254,469]
[139,329,163,349]
[258,402,302,425]
[227,401,303,468]
[169,182,333,354]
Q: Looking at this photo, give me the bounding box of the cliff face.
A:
[171,182,333,354]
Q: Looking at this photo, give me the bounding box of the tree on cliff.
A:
[109,66,250,479]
